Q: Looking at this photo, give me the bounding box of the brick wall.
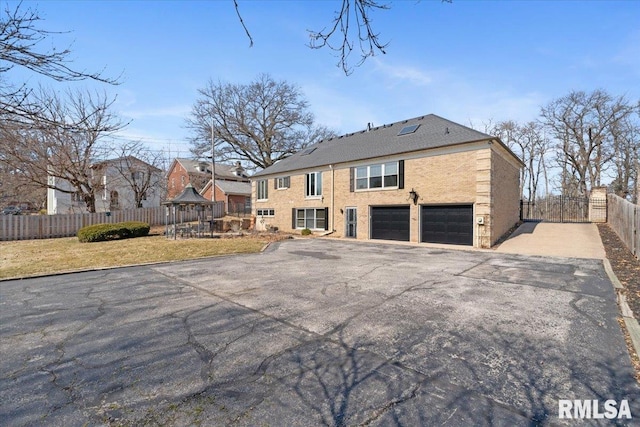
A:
[200,184,225,204]
[253,146,483,241]
[488,144,521,246]
[253,142,521,247]
[166,163,189,199]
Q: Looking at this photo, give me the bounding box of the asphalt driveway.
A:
[1,239,638,425]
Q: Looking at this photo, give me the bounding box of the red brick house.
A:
[166,158,250,214]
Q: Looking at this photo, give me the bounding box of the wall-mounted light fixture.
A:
[409,188,419,205]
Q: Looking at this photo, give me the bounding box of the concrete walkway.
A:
[495,222,606,259]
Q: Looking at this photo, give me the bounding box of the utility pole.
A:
[210,121,216,203]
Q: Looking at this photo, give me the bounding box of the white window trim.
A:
[257,208,275,217]
[257,179,268,201]
[305,172,322,198]
[355,162,399,191]
[295,208,326,230]
[276,176,290,190]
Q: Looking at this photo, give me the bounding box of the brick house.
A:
[200,180,251,215]
[166,158,250,214]
[251,114,523,248]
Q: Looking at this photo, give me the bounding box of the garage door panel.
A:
[421,205,473,245]
[371,206,410,241]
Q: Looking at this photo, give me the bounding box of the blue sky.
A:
[7,0,640,160]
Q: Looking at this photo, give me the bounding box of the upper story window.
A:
[276,176,290,189]
[72,192,83,204]
[355,162,398,190]
[131,171,145,181]
[257,179,268,200]
[305,172,322,197]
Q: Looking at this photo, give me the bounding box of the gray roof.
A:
[253,114,500,177]
[164,183,213,205]
[215,180,251,196]
[176,159,250,181]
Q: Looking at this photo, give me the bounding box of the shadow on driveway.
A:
[1,239,637,425]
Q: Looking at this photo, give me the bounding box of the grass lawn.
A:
[0,234,272,279]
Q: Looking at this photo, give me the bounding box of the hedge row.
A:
[77,221,150,243]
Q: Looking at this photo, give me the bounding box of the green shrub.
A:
[300,228,312,236]
[77,221,150,243]
[119,221,150,238]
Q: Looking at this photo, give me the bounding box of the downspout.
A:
[330,164,335,232]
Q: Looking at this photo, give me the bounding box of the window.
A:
[131,171,144,181]
[305,172,322,197]
[257,208,275,217]
[398,124,420,136]
[276,176,290,189]
[295,208,327,230]
[355,162,399,190]
[257,179,268,200]
[109,191,119,209]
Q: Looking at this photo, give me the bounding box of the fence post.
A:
[519,199,523,221]
[631,205,640,258]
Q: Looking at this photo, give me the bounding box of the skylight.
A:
[397,124,420,136]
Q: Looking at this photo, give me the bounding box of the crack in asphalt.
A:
[4,241,633,426]
[569,295,606,328]
[152,267,536,425]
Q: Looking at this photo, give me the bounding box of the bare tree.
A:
[233,1,452,75]
[610,115,640,202]
[0,149,46,209]
[108,142,167,208]
[493,120,550,200]
[0,2,117,123]
[1,88,127,213]
[186,74,336,171]
[0,2,122,210]
[540,90,636,196]
[492,120,524,197]
[307,0,390,75]
[519,121,549,200]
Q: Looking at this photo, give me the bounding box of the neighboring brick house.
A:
[201,180,251,215]
[167,158,250,214]
[251,114,524,248]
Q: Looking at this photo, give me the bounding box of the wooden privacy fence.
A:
[0,203,225,241]
[608,194,639,258]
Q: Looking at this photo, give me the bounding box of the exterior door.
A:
[345,207,357,238]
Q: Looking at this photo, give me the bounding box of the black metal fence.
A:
[228,200,251,216]
[520,196,606,223]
